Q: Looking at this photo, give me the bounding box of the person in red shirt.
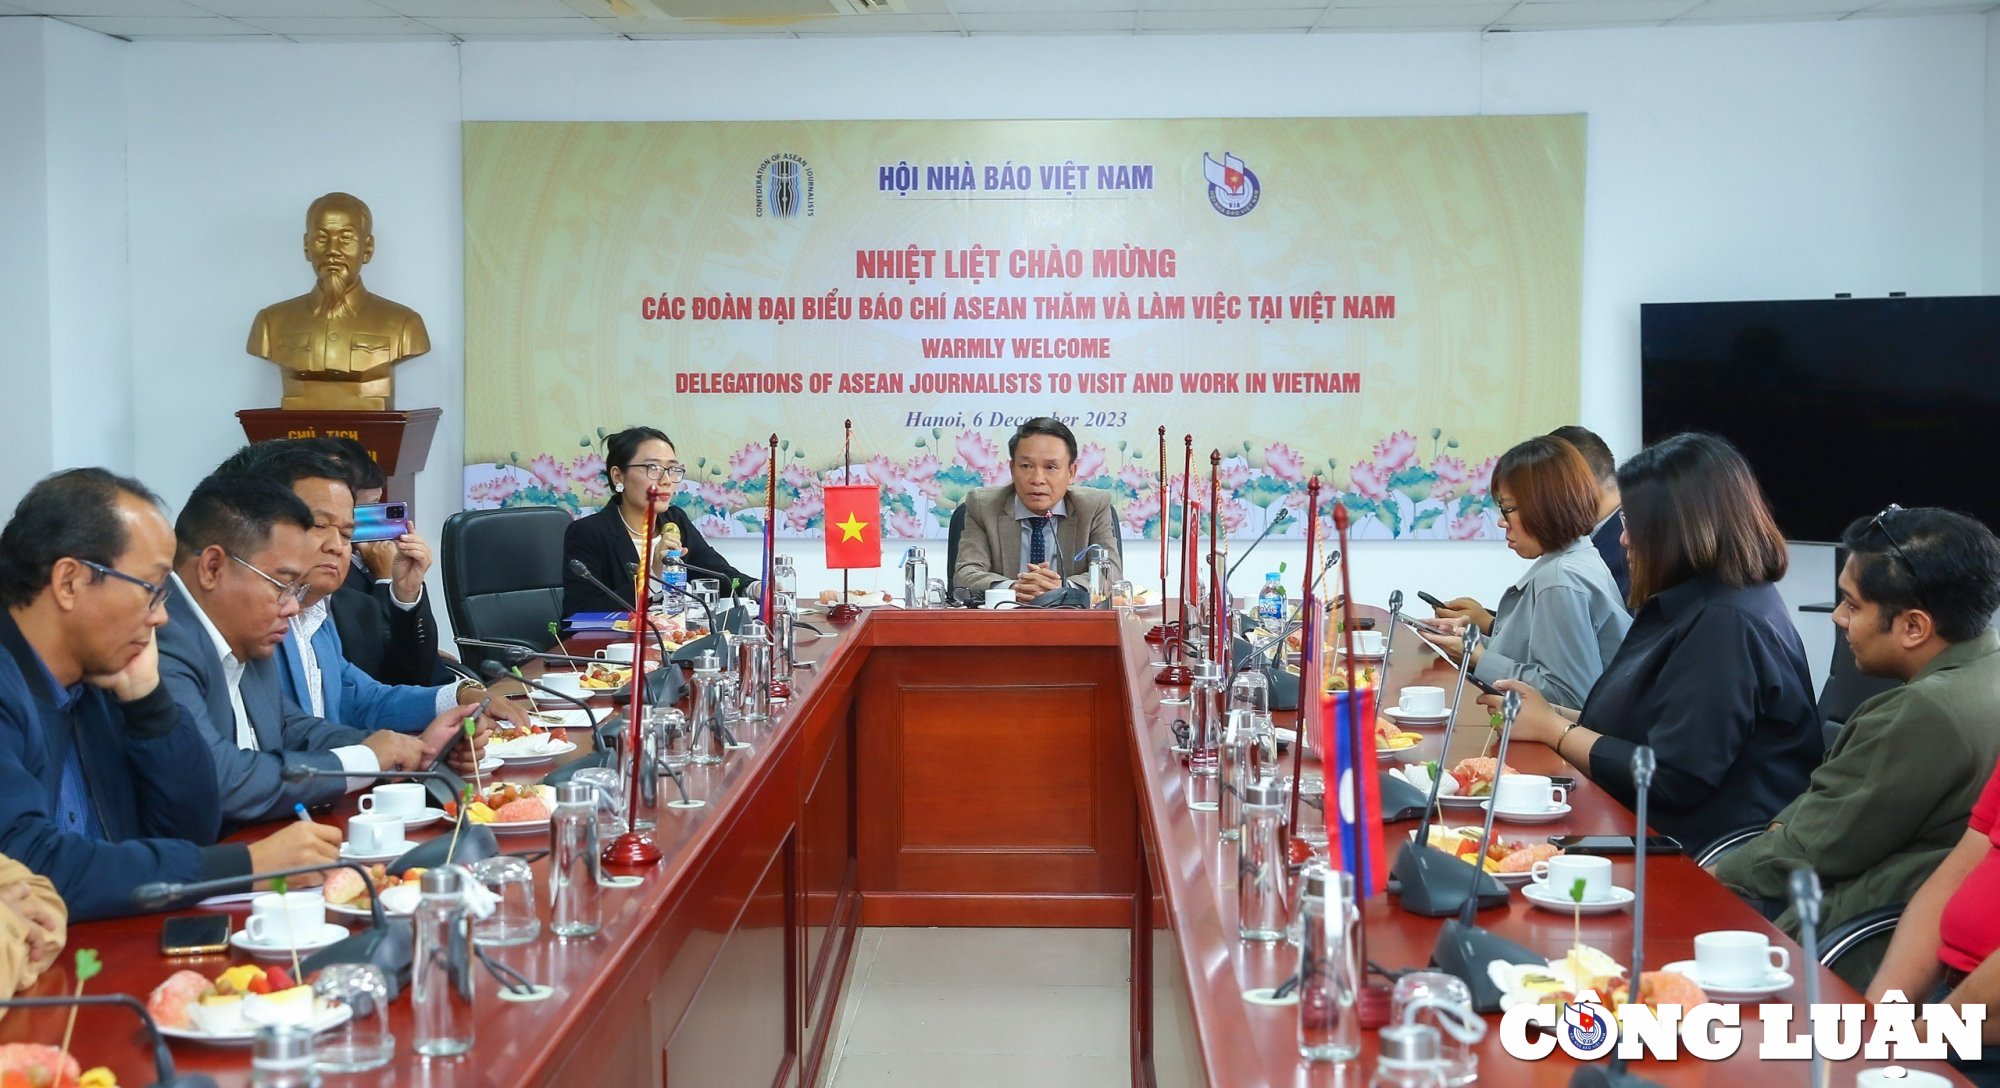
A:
[1870,753,2000,1083]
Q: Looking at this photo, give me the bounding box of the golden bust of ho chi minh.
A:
[247,192,429,411]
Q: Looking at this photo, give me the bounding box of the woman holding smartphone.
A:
[561,426,758,616]
[1427,436,1631,706]
[1487,433,1822,853]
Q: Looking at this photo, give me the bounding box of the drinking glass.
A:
[569,767,628,839]
[311,963,394,1072]
[1392,972,1478,1086]
[1111,580,1136,612]
[1290,774,1328,850]
[469,856,541,948]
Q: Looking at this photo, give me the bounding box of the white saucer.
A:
[160,1003,352,1045]
[1376,742,1422,763]
[1659,959,1793,997]
[1477,801,1572,824]
[1521,882,1634,914]
[1337,648,1387,662]
[397,806,447,829]
[489,738,578,766]
[1437,794,1487,809]
[229,923,348,959]
[1383,706,1450,727]
[340,839,415,862]
[1492,869,1536,886]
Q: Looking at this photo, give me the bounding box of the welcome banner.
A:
[463,116,1584,541]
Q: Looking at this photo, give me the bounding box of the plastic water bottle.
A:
[550,782,603,939]
[660,548,688,616]
[1257,572,1287,636]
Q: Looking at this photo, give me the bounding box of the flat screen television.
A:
[1640,295,2000,544]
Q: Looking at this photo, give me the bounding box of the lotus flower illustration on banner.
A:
[463,426,1501,541]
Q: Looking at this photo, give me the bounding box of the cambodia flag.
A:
[823,485,881,569]
[1313,607,1387,898]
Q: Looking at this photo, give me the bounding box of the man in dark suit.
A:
[318,436,444,686]
[1549,425,1629,603]
[0,469,339,919]
[157,471,473,829]
[951,418,1122,605]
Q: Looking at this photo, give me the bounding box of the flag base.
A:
[1388,841,1510,917]
[1568,1063,1664,1088]
[602,831,662,866]
[1357,981,1393,1028]
[1154,663,1191,688]
[825,603,861,624]
[1430,917,1544,1012]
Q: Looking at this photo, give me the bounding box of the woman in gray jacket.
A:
[1430,436,1632,706]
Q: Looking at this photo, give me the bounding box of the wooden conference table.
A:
[8,604,1963,1087]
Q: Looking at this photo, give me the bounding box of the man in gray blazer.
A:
[157,471,466,830]
[952,418,1123,604]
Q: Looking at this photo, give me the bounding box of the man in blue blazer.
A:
[219,441,525,734]
[0,469,340,919]
[158,472,473,829]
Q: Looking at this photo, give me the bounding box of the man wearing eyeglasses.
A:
[158,472,474,828]
[216,440,525,737]
[0,469,342,920]
[1715,505,2000,987]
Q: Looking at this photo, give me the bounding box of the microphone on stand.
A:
[1228,549,1341,712]
[476,659,637,785]
[0,994,216,1088]
[1570,745,1664,1088]
[1791,867,1826,1088]
[1375,590,1429,821]
[1225,507,1291,582]
[569,558,679,664]
[1391,625,1508,916]
[134,859,413,998]
[1428,688,1546,1011]
[621,561,738,665]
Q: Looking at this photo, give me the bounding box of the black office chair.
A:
[945,503,968,592]
[1694,823,1768,868]
[440,506,572,670]
[1817,546,1901,749]
[1820,904,1904,976]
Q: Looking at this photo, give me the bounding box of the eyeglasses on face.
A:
[76,560,171,612]
[625,462,686,483]
[226,552,311,605]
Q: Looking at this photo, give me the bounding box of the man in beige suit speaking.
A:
[952,418,1123,605]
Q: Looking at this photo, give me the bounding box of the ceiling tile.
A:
[19,0,206,14]
[1314,2,1511,25]
[1143,0,1326,8]
[952,0,1135,12]
[238,13,430,32]
[1679,0,1854,13]
[187,0,389,14]
[1847,2,1995,12]
[415,14,615,33]
[60,13,265,32]
[622,24,796,33]
[1861,0,1995,8]
[381,0,580,15]
[788,12,962,31]
[1495,0,1700,24]
[959,10,1135,30]
[1140,6,1318,27]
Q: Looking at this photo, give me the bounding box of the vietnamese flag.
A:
[823,485,881,569]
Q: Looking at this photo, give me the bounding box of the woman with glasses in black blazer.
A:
[560,426,758,616]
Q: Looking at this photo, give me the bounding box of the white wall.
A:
[0,19,55,506]
[14,16,1994,688]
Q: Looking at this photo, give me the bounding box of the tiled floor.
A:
[826,927,1131,1088]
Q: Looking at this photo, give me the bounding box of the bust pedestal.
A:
[237,407,442,503]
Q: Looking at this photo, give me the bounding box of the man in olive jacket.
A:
[1715,506,2000,987]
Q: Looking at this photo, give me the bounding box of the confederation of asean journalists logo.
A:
[1499,989,1987,1066]
[755,153,814,219]
[1202,151,1259,217]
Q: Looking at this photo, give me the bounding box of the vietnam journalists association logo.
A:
[1202,151,1260,217]
[755,153,815,219]
[1558,992,1619,1060]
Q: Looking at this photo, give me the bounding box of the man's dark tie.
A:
[1028,517,1051,565]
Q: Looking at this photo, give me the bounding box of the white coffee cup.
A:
[245,890,325,947]
[1398,686,1446,716]
[357,782,425,818]
[1693,930,1791,988]
[594,644,636,665]
[984,587,1011,609]
[346,812,407,856]
[1530,854,1613,902]
[1491,773,1566,813]
[1350,630,1386,657]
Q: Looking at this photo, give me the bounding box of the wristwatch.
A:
[454,680,484,702]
